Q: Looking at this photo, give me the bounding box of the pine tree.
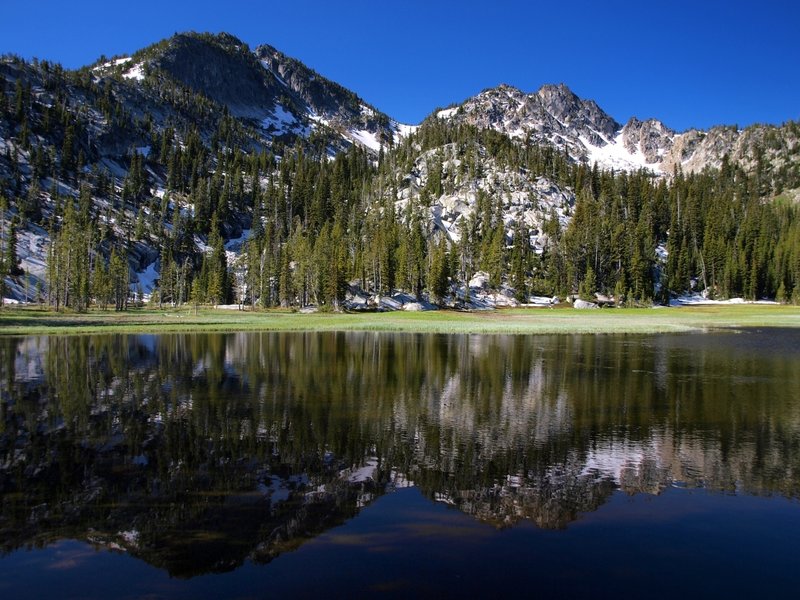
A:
[92,258,110,309]
[61,124,76,177]
[109,246,129,311]
[0,197,6,309]
[206,214,228,305]
[510,223,529,302]
[4,216,20,277]
[278,246,292,308]
[427,236,450,305]
[579,265,596,301]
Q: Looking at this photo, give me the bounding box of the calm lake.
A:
[1,329,799,598]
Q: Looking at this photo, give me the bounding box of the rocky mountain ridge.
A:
[24,31,800,175]
[90,32,407,154]
[435,82,799,176]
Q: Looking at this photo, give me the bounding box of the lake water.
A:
[1,329,799,598]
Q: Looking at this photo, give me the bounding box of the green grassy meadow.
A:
[2,303,800,336]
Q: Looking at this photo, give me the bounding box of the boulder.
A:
[469,271,490,289]
[574,299,599,309]
[403,302,425,311]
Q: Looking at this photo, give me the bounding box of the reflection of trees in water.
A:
[0,330,799,573]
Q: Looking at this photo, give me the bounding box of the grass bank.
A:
[2,304,800,336]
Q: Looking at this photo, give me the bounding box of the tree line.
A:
[2,55,800,310]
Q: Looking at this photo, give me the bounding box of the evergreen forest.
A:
[1,44,800,311]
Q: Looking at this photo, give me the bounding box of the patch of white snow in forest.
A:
[262,105,298,132]
[308,112,330,126]
[360,104,376,118]
[393,122,418,139]
[349,128,382,152]
[95,57,132,71]
[122,64,145,81]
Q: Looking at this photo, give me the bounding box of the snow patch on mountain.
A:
[437,107,459,119]
[349,128,382,152]
[94,57,133,72]
[224,229,251,253]
[583,131,661,174]
[393,121,418,142]
[122,63,145,81]
[433,82,799,178]
[1,223,48,303]
[253,43,398,154]
[262,104,299,134]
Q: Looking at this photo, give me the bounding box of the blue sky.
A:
[2,0,798,131]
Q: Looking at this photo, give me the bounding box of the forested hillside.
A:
[1,32,799,310]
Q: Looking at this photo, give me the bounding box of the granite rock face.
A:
[435,83,799,176]
[620,118,675,164]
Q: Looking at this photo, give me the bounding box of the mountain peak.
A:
[140,32,278,118]
[431,81,621,164]
[536,82,577,98]
[132,31,253,69]
[89,31,398,152]
[171,31,247,49]
[492,83,524,93]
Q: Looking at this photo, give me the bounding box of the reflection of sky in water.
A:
[2,488,798,598]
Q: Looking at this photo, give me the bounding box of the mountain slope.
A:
[255,43,410,150]
[91,32,405,152]
[0,32,411,301]
[434,83,800,177]
[1,31,799,307]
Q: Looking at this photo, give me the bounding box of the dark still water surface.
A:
[1,330,799,598]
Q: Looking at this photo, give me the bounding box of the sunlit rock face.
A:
[393,140,574,251]
[436,83,800,176]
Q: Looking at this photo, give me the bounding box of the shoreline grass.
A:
[2,304,800,336]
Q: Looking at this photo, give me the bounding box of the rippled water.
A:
[1,330,799,597]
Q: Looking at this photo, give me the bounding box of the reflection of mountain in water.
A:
[1,330,799,575]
